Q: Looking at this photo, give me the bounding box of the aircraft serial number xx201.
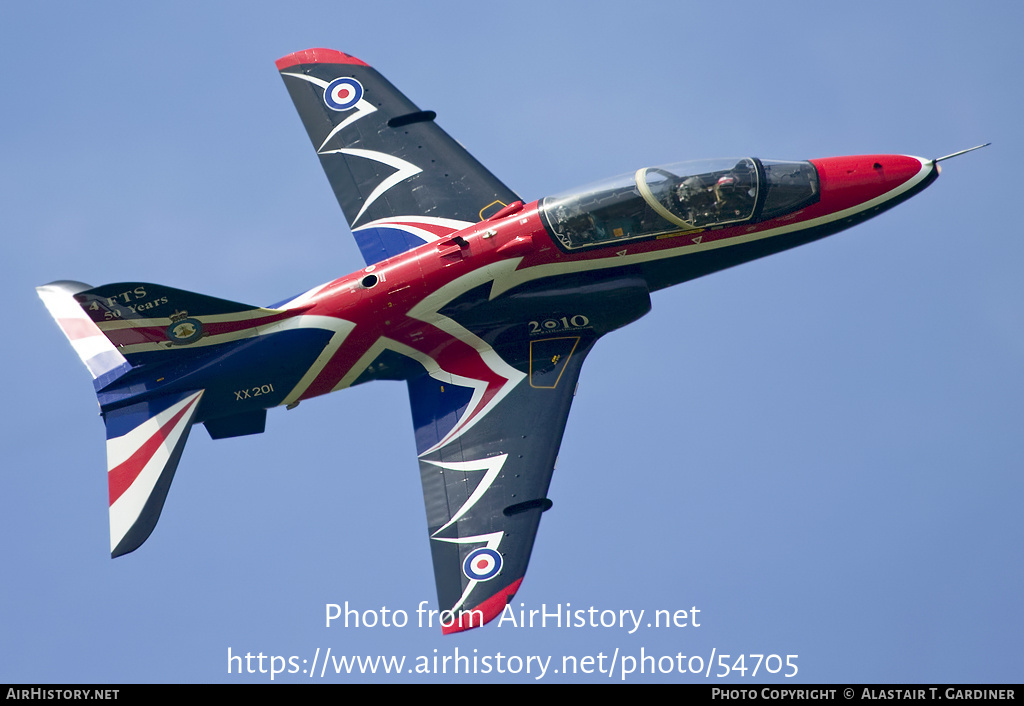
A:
[38,47,982,633]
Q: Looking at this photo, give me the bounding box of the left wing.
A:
[277,48,521,265]
[407,274,653,632]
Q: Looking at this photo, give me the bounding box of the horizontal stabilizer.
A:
[105,390,204,557]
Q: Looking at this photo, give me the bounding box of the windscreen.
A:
[541,159,761,250]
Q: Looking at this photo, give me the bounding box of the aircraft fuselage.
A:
[92,153,937,435]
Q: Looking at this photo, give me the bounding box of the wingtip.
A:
[441,578,524,635]
[275,48,369,71]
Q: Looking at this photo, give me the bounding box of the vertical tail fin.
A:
[37,281,132,389]
[39,282,211,556]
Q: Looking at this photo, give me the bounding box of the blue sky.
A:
[3,1,1021,683]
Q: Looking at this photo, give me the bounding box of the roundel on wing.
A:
[463,548,502,582]
[324,77,363,111]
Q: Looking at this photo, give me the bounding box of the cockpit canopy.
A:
[540,158,819,251]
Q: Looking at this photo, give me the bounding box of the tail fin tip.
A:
[37,280,131,384]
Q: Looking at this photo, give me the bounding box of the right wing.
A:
[406,274,653,632]
[409,340,589,633]
[277,48,521,265]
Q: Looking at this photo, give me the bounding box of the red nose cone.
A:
[811,155,932,213]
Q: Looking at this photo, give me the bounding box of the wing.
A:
[277,48,521,266]
[406,273,652,632]
[409,339,589,633]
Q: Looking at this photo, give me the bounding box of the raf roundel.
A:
[324,77,363,111]
[463,548,502,582]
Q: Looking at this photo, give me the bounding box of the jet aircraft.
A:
[38,48,979,633]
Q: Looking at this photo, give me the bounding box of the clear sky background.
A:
[3,1,1021,684]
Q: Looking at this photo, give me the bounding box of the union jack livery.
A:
[38,47,985,632]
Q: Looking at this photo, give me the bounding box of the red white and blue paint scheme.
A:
[38,48,979,633]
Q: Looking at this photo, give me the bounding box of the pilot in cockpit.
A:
[675,175,713,224]
[712,163,756,221]
[557,208,600,243]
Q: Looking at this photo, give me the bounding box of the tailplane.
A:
[38,280,273,556]
[104,390,204,556]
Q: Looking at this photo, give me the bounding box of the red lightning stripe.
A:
[107,397,199,506]
[98,310,295,348]
[297,313,512,437]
